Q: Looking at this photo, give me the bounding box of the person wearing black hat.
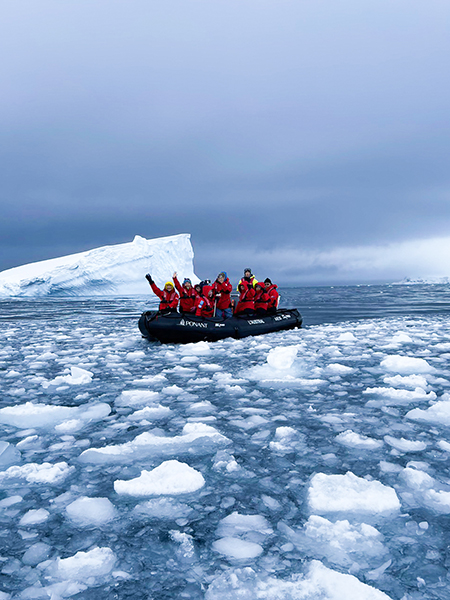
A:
[237,268,257,290]
[264,278,279,314]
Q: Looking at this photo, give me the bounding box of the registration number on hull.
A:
[274,314,292,322]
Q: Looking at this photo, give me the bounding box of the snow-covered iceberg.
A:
[0,234,198,296]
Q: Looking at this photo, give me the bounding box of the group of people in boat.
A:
[145,268,279,319]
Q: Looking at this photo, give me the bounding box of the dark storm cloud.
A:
[1,0,450,282]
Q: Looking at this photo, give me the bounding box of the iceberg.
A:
[394,276,450,285]
[0,233,198,296]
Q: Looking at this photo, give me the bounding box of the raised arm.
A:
[172,274,184,295]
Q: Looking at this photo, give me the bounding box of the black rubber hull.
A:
[138,309,302,344]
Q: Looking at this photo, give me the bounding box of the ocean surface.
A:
[1,284,450,599]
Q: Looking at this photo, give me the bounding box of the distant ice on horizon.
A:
[0,234,198,297]
[394,276,450,285]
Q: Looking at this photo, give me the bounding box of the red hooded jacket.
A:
[173,276,198,313]
[194,292,214,317]
[211,277,232,310]
[235,283,255,314]
[150,282,179,311]
[254,284,269,311]
[266,284,279,310]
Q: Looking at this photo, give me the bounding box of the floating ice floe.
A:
[114,460,205,496]
[406,398,450,427]
[326,363,354,375]
[241,343,325,389]
[399,467,434,491]
[204,560,393,599]
[336,332,357,342]
[212,512,272,561]
[65,497,117,526]
[133,497,194,520]
[180,341,211,356]
[216,512,273,539]
[56,548,116,581]
[116,389,161,408]
[129,374,168,386]
[363,386,436,405]
[335,430,384,450]
[0,401,110,430]
[383,435,427,453]
[308,472,401,516]
[0,495,22,508]
[42,366,94,388]
[399,467,450,514]
[269,426,304,452]
[438,440,450,452]
[382,374,429,390]
[279,515,387,569]
[267,346,298,369]
[127,405,172,421]
[260,376,326,389]
[212,450,241,473]
[161,384,185,396]
[170,530,196,560]
[380,355,434,375]
[390,332,413,344]
[80,422,230,464]
[212,537,263,560]
[22,542,51,566]
[44,547,117,597]
[126,350,146,361]
[0,441,21,468]
[0,461,74,485]
[19,508,50,526]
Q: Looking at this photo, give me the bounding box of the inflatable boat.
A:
[138,309,302,344]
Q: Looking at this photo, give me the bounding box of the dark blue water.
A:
[281,284,450,325]
[1,283,450,325]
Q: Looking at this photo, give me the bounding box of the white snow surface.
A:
[0,401,110,429]
[406,399,450,427]
[0,233,198,296]
[65,497,117,526]
[205,561,393,599]
[0,461,74,485]
[280,515,387,569]
[308,472,401,515]
[212,537,264,560]
[54,546,117,580]
[80,422,230,463]
[336,430,384,450]
[114,460,205,496]
[380,355,434,374]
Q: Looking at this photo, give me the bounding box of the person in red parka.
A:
[264,278,279,314]
[211,271,232,319]
[254,282,270,315]
[193,283,214,318]
[234,281,255,316]
[172,272,197,314]
[145,274,179,313]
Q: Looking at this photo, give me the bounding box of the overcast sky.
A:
[1,0,450,285]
